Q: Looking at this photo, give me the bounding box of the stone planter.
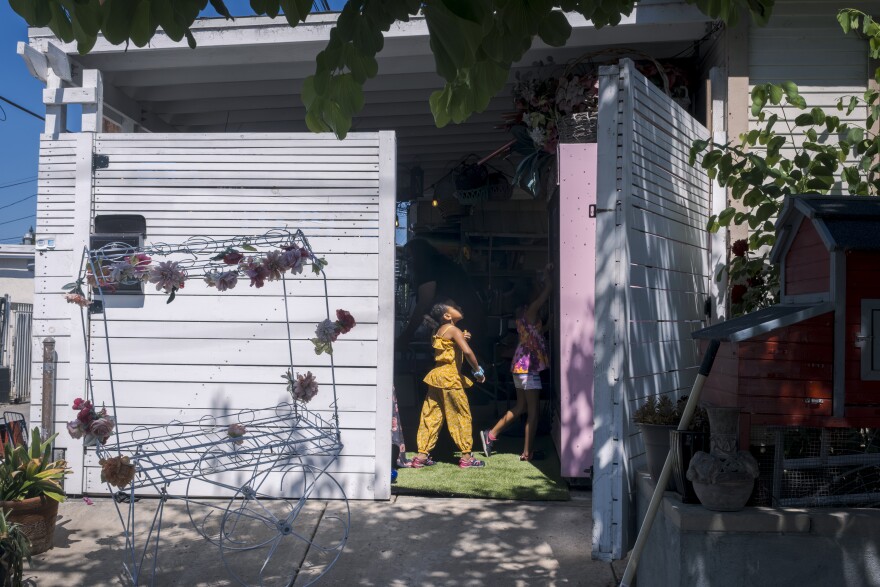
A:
[686,407,759,513]
[0,496,59,555]
[639,423,676,489]
[692,475,756,512]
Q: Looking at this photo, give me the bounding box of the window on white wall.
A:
[861,300,880,381]
[90,215,146,296]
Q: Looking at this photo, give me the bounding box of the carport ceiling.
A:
[28,5,714,192]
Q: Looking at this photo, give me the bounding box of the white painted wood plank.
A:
[627,339,701,383]
[94,147,382,156]
[95,132,381,142]
[628,265,710,295]
[628,229,707,273]
[629,287,706,323]
[95,170,380,180]
[630,205,709,249]
[94,178,378,188]
[88,338,378,368]
[43,362,376,386]
[628,319,705,345]
[81,381,377,413]
[86,210,380,221]
[95,195,380,206]
[36,294,379,323]
[99,162,380,172]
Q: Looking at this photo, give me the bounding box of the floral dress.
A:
[511,316,550,375]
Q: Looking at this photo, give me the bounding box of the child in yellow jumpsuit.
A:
[412,301,487,468]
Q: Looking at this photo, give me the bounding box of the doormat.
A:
[393,435,570,501]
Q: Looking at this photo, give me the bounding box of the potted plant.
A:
[0,510,30,586]
[669,397,710,504]
[634,396,708,493]
[0,428,69,555]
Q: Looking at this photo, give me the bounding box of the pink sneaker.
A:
[459,456,486,468]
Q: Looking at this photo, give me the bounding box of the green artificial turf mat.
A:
[393,434,570,501]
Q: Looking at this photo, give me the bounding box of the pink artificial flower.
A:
[280,247,305,274]
[72,398,85,410]
[88,416,115,442]
[228,423,247,438]
[262,250,286,282]
[67,420,84,439]
[216,271,238,292]
[77,407,92,424]
[64,293,92,308]
[245,262,270,288]
[335,309,356,334]
[292,371,319,403]
[148,261,187,293]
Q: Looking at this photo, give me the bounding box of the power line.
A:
[0,193,37,211]
[0,236,26,243]
[0,178,37,190]
[0,214,35,228]
[0,95,44,122]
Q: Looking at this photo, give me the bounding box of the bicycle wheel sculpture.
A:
[63,229,353,586]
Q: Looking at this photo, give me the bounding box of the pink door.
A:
[555,144,597,479]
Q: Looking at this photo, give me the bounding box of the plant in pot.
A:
[0,428,70,555]
[669,397,710,504]
[634,395,709,493]
[634,396,678,487]
[0,509,30,587]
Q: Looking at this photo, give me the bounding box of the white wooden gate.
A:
[593,60,712,560]
[34,132,395,499]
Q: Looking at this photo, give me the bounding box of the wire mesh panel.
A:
[754,426,880,508]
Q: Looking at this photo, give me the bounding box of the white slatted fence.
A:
[593,60,712,560]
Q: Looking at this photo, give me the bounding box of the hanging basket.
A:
[558,111,598,144]
[487,173,513,201]
[454,185,489,205]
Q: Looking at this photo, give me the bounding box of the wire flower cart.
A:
[65,229,353,586]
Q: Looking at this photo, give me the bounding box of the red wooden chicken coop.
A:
[693,196,880,505]
[692,195,880,448]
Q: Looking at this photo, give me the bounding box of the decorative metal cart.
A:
[69,229,351,586]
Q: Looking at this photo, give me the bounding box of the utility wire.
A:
[0,193,37,211]
[0,214,36,228]
[0,178,37,190]
[0,236,26,243]
[0,95,44,122]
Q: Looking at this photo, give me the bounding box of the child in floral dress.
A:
[481,265,553,461]
[412,301,487,468]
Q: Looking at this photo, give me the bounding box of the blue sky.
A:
[0,2,346,245]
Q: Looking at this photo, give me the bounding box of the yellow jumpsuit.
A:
[416,335,475,455]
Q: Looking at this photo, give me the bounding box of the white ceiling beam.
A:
[28,4,710,56]
[17,42,49,81]
[45,42,72,82]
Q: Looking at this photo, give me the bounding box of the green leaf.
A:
[847,96,859,115]
[780,81,799,102]
[209,0,232,19]
[424,1,485,81]
[130,1,158,48]
[280,0,312,26]
[102,0,138,45]
[846,127,865,143]
[768,84,783,105]
[794,113,815,126]
[538,11,572,47]
[718,207,736,226]
[48,3,75,43]
[242,244,257,252]
[810,107,826,126]
[750,85,767,117]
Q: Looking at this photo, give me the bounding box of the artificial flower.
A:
[223,251,244,265]
[262,250,286,281]
[88,416,116,442]
[99,455,136,489]
[291,371,319,403]
[732,239,748,258]
[280,246,304,274]
[72,397,87,410]
[228,423,247,446]
[67,420,84,439]
[216,271,238,292]
[77,407,92,423]
[64,293,92,308]
[148,261,187,293]
[244,258,270,288]
[336,309,356,334]
[314,319,339,344]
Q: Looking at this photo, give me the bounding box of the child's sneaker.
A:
[459,456,486,468]
[479,430,495,458]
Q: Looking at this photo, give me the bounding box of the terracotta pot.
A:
[0,496,59,555]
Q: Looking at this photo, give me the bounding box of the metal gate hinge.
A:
[92,154,109,170]
[589,204,615,218]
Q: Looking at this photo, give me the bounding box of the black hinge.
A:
[88,300,104,315]
[588,204,616,218]
[92,154,109,170]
